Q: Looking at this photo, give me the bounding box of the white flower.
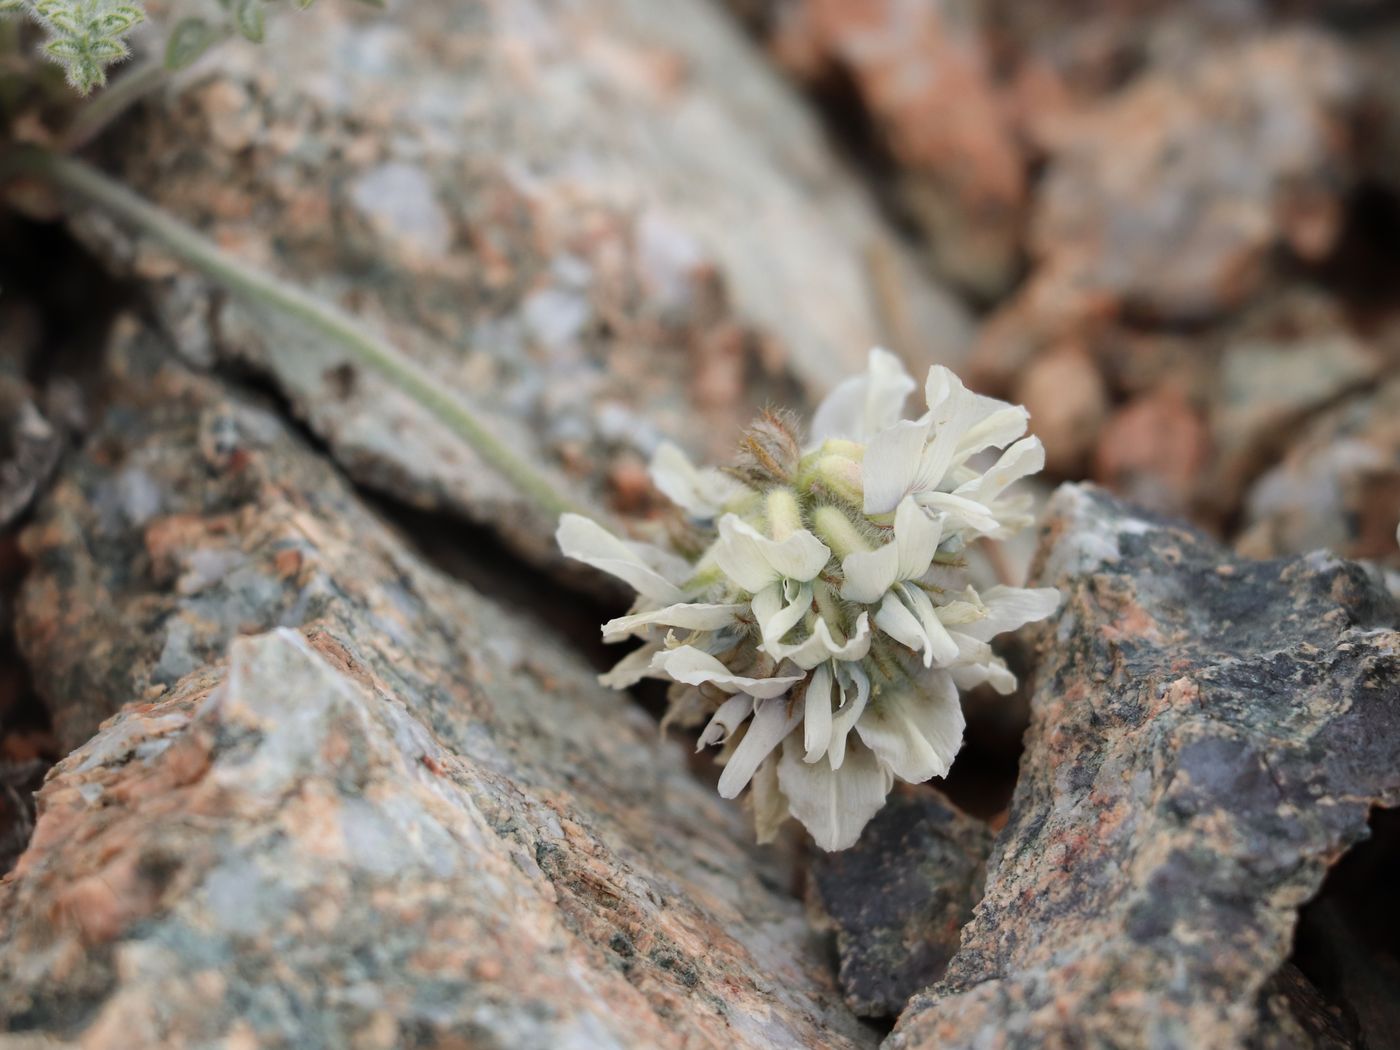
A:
[557,349,1061,851]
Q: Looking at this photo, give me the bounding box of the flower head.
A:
[558,349,1060,850]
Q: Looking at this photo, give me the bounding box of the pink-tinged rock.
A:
[2,326,874,1047]
[889,483,1400,1049]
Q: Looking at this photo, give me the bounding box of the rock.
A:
[0,376,61,530]
[807,791,992,1020]
[1011,345,1109,477]
[759,0,1029,297]
[1237,376,1400,566]
[889,483,1400,1050]
[73,0,970,569]
[2,322,874,1047]
[1093,385,1212,520]
[1206,293,1381,514]
[1031,31,1360,326]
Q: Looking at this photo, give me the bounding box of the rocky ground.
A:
[1,0,1398,1047]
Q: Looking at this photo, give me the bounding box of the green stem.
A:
[5,147,581,519]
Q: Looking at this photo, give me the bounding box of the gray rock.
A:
[72,0,970,569]
[808,791,992,1019]
[3,324,874,1048]
[889,483,1400,1050]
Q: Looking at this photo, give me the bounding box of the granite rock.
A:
[72,0,970,569]
[2,323,874,1048]
[889,483,1400,1050]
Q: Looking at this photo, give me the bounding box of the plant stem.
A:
[5,146,582,520]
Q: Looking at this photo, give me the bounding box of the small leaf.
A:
[165,16,218,70]
[233,0,264,42]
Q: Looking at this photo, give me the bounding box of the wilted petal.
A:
[650,441,747,518]
[557,514,685,604]
[598,643,663,689]
[803,662,834,763]
[698,693,755,750]
[718,696,802,798]
[651,646,803,699]
[810,346,915,443]
[957,585,1061,642]
[951,659,1018,695]
[750,580,812,650]
[713,515,831,592]
[750,754,791,844]
[602,602,746,642]
[854,673,964,782]
[778,735,890,851]
[862,419,929,515]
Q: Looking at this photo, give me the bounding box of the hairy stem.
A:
[5,147,582,519]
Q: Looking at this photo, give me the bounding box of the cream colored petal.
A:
[861,419,929,515]
[697,693,755,750]
[650,441,747,518]
[826,662,870,771]
[917,491,999,535]
[959,436,1045,507]
[854,673,964,783]
[718,697,802,799]
[778,735,890,851]
[750,580,812,650]
[874,591,932,665]
[810,346,915,443]
[556,514,685,604]
[602,602,746,642]
[650,646,803,699]
[714,515,831,592]
[597,643,663,689]
[950,659,1017,695]
[770,612,872,670]
[803,662,834,764]
[957,585,1061,642]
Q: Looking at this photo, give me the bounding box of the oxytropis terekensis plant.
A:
[558,349,1060,851]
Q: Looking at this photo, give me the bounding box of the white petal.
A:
[803,662,834,763]
[917,491,1000,535]
[839,542,899,604]
[750,580,812,650]
[894,496,943,579]
[955,405,1029,462]
[843,497,942,603]
[854,673,964,782]
[697,693,755,750]
[957,585,1061,642]
[810,346,915,443]
[718,696,802,798]
[602,602,745,642]
[862,419,929,515]
[911,369,989,495]
[778,735,890,851]
[650,646,804,699]
[961,436,1045,507]
[556,514,686,604]
[650,441,746,518]
[750,754,791,844]
[950,659,1018,695]
[874,591,933,664]
[598,643,663,688]
[713,515,831,592]
[827,662,870,770]
[770,612,872,670]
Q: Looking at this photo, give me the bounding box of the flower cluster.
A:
[557,349,1060,850]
